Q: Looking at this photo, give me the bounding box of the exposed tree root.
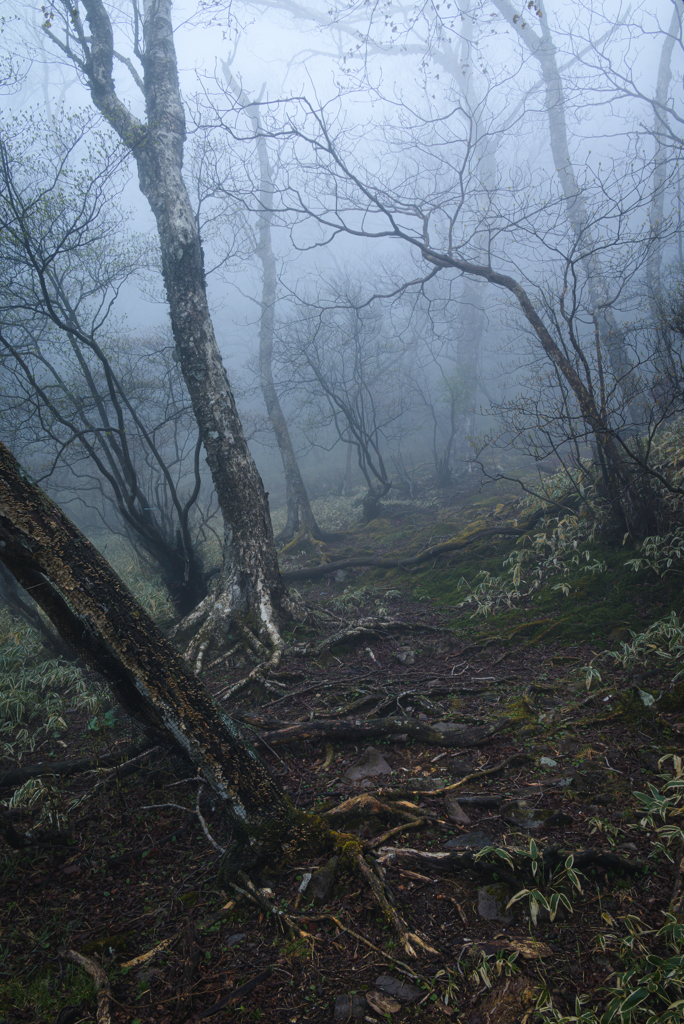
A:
[372,754,530,800]
[324,794,425,830]
[61,950,111,1024]
[0,809,71,850]
[293,616,442,658]
[300,913,423,979]
[376,845,646,884]
[353,850,439,958]
[364,818,427,850]
[169,572,292,674]
[279,526,330,560]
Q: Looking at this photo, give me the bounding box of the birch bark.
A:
[45,0,288,669]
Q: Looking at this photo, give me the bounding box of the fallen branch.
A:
[373,754,529,800]
[377,845,646,884]
[61,950,111,1024]
[300,913,424,980]
[197,967,272,1019]
[234,713,510,748]
[281,526,525,582]
[0,742,158,789]
[353,850,439,958]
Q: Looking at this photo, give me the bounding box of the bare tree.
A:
[253,72,678,533]
[42,0,291,670]
[219,63,327,545]
[490,0,644,423]
[278,290,410,520]
[0,114,209,617]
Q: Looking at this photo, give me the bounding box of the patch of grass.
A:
[0,964,94,1019]
[0,609,100,758]
[410,525,683,646]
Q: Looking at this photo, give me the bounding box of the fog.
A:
[1,0,683,560]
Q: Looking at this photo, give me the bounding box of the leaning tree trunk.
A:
[0,438,296,868]
[52,0,289,670]
[493,0,643,426]
[222,63,324,546]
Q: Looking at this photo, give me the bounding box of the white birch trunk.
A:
[52,0,288,666]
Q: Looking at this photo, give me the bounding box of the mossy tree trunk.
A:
[0,438,293,852]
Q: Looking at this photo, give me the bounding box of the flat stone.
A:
[334,993,367,1019]
[449,757,474,775]
[307,856,338,904]
[443,830,491,851]
[224,932,247,948]
[478,883,514,923]
[366,990,401,1014]
[444,793,471,824]
[431,722,468,738]
[543,810,574,829]
[344,746,392,782]
[501,800,549,830]
[405,777,447,792]
[374,975,422,1004]
[544,775,578,790]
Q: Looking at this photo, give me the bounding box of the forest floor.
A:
[1,479,683,1024]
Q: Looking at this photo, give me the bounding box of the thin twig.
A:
[195,785,225,854]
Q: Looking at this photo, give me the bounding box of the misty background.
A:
[1,0,682,568]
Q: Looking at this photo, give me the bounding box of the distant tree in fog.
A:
[278,287,412,520]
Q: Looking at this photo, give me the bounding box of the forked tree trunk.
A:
[49,0,288,667]
[0,438,292,856]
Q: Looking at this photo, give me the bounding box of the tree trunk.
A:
[0,438,294,862]
[493,0,643,425]
[222,64,323,545]
[53,0,288,669]
[451,276,483,483]
[647,4,680,307]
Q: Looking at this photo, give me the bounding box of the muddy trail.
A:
[1,487,683,1024]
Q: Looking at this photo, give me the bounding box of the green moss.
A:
[81,933,130,956]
